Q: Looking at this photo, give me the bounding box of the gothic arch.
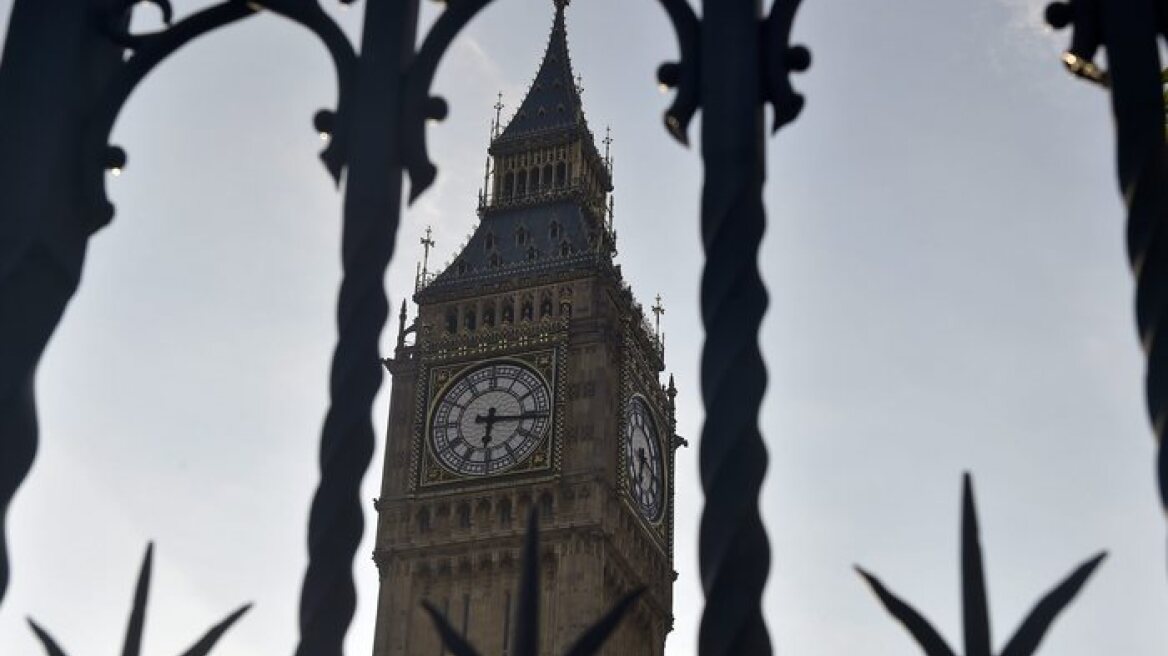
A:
[502,171,513,198]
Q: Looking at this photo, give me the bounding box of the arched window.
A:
[497,498,512,527]
[521,298,534,321]
[489,253,502,268]
[457,503,471,529]
[543,164,553,190]
[446,310,457,334]
[464,308,476,331]
[502,171,514,198]
[560,240,571,257]
[501,299,514,324]
[527,247,538,261]
[516,226,527,245]
[516,171,527,196]
[549,221,561,239]
[555,162,567,187]
[483,306,495,327]
[540,295,553,318]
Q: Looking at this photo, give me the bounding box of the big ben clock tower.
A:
[370,2,678,654]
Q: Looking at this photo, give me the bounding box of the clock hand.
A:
[475,407,499,446]
[473,407,546,448]
[488,411,549,422]
[474,407,499,425]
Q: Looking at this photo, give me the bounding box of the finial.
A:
[603,125,613,169]
[397,300,408,346]
[417,226,436,291]
[482,156,491,204]
[492,92,504,139]
[667,373,677,396]
[575,73,584,97]
[651,294,665,341]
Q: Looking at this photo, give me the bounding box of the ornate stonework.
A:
[370,4,676,654]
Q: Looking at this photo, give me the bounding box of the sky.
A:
[2,0,1166,654]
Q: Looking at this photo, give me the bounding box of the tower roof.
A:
[495,0,587,143]
[416,0,614,302]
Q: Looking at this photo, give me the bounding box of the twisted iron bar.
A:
[1044,0,1168,568]
[0,0,358,642]
[0,0,133,609]
[81,2,364,650]
[653,0,808,652]
[294,0,524,649]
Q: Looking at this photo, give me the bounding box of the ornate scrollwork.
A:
[262,0,358,182]
[652,0,810,145]
[402,0,496,203]
[98,0,175,49]
[653,0,700,145]
[84,0,260,231]
[83,0,356,231]
[1044,0,1109,86]
[762,0,811,132]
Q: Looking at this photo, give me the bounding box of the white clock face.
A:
[429,361,552,476]
[624,396,664,521]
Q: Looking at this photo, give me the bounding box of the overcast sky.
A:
[2,0,1166,654]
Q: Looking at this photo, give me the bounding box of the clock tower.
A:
[370,2,678,654]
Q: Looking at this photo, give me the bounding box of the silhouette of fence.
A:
[0,0,1161,654]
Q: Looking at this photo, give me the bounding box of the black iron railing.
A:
[1,0,1164,654]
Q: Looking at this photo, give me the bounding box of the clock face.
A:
[429,361,552,477]
[624,396,664,522]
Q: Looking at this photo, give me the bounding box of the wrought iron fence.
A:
[0,0,1164,654]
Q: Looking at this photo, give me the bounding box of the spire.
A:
[495,0,586,142]
[603,125,612,169]
[491,92,504,139]
[417,0,615,299]
[396,300,408,348]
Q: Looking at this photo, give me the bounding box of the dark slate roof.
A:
[496,1,587,142]
[420,200,608,297]
[417,2,613,301]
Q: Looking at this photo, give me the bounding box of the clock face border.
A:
[623,393,666,523]
[415,348,562,490]
[619,323,674,549]
[427,360,552,477]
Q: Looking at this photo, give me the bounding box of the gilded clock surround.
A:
[417,348,563,489]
